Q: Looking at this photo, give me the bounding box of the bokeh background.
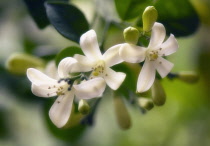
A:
[0,0,210,146]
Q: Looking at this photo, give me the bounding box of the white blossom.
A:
[68,29,126,90]
[120,22,178,93]
[27,57,106,128]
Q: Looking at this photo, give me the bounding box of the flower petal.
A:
[27,68,57,86]
[102,44,123,67]
[58,57,78,78]
[119,43,146,63]
[104,68,126,90]
[31,84,57,97]
[49,92,74,128]
[154,57,174,78]
[45,61,59,80]
[148,22,166,50]
[80,30,102,60]
[137,59,156,93]
[74,77,106,99]
[73,54,96,72]
[160,34,178,56]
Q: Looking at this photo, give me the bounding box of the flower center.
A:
[47,78,73,96]
[147,48,162,61]
[90,60,105,78]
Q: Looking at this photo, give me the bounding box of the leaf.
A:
[55,46,84,66]
[45,2,89,43]
[154,0,200,37]
[114,0,152,21]
[23,0,50,29]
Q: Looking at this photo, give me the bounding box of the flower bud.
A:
[177,71,199,84]
[6,53,45,75]
[138,98,154,110]
[142,6,158,32]
[123,26,140,44]
[114,96,131,130]
[152,79,166,106]
[63,104,84,129]
[78,99,90,115]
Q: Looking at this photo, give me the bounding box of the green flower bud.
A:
[6,53,45,75]
[138,98,154,110]
[78,99,90,115]
[123,26,140,44]
[114,96,131,130]
[63,104,84,129]
[177,71,199,84]
[142,6,158,32]
[152,79,166,106]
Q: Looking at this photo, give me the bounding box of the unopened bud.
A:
[123,27,140,44]
[138,98,154,110]
[78,99,90,115]
[63,104,84,129]
[6,53,45,75]
[152,79,166,106]
[142,6,158,32]
[114,96,131,130]
[177,71,199,84]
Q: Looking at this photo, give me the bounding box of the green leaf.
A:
[55,46,83,66]
[45,2,89,43]
[23,0,50,29]
[154,0,200,37]
[114,0,152,21]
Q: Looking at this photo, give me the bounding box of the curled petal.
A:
[27,68,57,86]
[137,59,156,93]
[119,43,146,63]
[58,57,77,78]
[154,57,174,78]
[73,54,96,72]
[148,22,166,50]
[80,30,102,60]
[104,68,126,90]
[102,44,123,67]
[31,84,57,97]
[49,92,74,128]
[160,34,178,56]
[74,77,106,99]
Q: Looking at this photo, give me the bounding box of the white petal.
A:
[80,30,102,60]
[45,61,59,80]
[104,68,126,90]
[31,84,57,97]
[74,77,106,99]
[160,34,178,56]
[49,92,74,128]
[119,43,146,63]
[27,68,57,86]
[154,57,174,78]
[58,57,78,78]
[102,44,123,67]
[73,54,96,72]
[148,22,166,50]
[137,59,156,93]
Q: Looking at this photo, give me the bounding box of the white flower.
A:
[69,29,126,90]
[27,57,106,128]
[120,22,178,93]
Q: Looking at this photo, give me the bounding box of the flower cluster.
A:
[27,22,178,128]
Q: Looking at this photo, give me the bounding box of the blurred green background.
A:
[0,0,210,146]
